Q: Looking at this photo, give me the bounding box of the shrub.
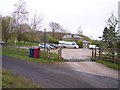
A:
[76,40,83,48]
[48,37,59,44]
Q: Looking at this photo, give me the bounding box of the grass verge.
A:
[2,47,64,63]
[2,69,40,88]
[96,60,120,70]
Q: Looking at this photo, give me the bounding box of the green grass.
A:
[96,60,120,70]
[2,47,64,63]
[2,69,40,88]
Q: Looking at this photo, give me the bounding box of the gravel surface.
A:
[62,48,92,61]
[61,62,118,79]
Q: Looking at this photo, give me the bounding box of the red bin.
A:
[34,48,40,58]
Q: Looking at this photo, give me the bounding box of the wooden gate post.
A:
[95,48,96,59]
[92,48,94,59]
[47,48,50,59]
[99,48,102,60]
[58,47,62,60]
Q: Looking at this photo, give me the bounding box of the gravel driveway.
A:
[61,62,118,80]
[62,48,92,61]
[60,48,118,79]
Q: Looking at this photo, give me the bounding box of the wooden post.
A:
[58,47,62,60]
[92,48,93,59]
[58,48,60,60]
[47,48,50,59]
[99,48,102,60]
[95,48,96,59]
[112,50,116,63]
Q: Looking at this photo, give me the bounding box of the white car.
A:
[59,41,79,48]
[38,43,54,49]
[89,45,99,49]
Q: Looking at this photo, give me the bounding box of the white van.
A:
[59,41,79,48]
[89,45,99,49]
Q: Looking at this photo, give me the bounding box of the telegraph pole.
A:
[44,28,46,51]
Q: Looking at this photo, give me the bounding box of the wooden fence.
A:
[91,48,120,64]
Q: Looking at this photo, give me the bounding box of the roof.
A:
[73,34,82,39]
[83,40,90,43]
[63,34,83,39]
[63,35,72,39]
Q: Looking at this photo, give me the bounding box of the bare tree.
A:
[29,13,43,46]
[30,13,43,31]
[12,0,28,43]
[49,22,64,38]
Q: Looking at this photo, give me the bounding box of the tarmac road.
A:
[2,55,119,88]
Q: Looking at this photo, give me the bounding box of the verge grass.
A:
[2,69,40,88]
[96,60,120,70]
[2,47,64,63]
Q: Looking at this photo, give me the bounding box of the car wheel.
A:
[63,46,66,48]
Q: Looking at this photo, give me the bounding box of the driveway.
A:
[62,48,92,61]
[2,55,119,88]
[60,62,118,79]
[61,48,118,79]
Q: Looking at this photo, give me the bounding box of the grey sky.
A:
[0,0,119,40]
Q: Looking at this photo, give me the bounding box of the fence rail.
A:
[91,48,120,64]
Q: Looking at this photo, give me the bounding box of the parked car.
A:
[38,43,54,49]
[48,43,58,49]
[58,41,79,48]
[0,41,6,46]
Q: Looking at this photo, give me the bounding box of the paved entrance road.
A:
[2,55,119,88]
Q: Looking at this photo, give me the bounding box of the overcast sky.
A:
[0,0,119,40]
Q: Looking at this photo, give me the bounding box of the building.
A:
[63,34,90,48]
[63,34,83,41]
[82,40,90,48]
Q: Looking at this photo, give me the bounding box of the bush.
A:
[76,40,83,48]
[90,40,101,47]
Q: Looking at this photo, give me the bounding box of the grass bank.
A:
[96,60,120,70]
[2,46,64,63]
[2,69,40,88]
[7,40,38,46]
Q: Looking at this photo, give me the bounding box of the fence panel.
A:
[91,48,120,64]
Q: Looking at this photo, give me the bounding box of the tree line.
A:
[1,0,65,45]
